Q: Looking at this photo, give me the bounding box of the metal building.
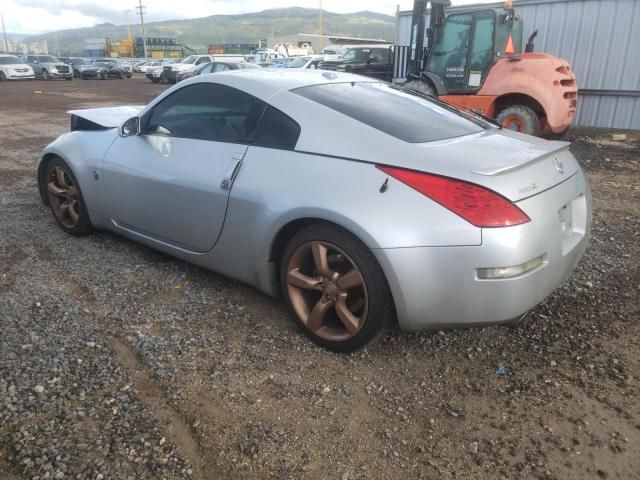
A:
[395,0,640,130]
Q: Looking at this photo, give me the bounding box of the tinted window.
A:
[146,83,263,143]
[253,106,300,150]
[370,48,391,63]
[293,82,486,143]
[212,63,228,72]
[428,14,473,91]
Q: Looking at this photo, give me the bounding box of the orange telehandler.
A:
[404,0,577,136]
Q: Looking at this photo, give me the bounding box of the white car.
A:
[281,55,325,70]
[0,54,35,81]
[138,62,163,73]
[163,55,215,83]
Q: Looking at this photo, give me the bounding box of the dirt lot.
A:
[1,76,639,480]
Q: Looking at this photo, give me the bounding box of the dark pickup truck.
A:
[318,46,393,81]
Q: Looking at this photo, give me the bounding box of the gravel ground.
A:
[1,77,639,480]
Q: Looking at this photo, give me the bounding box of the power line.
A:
[135,0,148,60]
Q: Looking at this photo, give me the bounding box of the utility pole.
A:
[1,9,9,53]
[318,0,324,51]
[125,10,134,58]
[135,0,148,60]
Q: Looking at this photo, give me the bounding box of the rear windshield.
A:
[293,82,487,143]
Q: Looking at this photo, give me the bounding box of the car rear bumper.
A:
[374,170,592,331]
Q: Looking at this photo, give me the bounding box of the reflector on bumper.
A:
[476,255,546,280]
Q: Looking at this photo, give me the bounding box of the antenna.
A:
[136,0,148,60]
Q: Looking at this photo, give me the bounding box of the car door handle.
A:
[220,158,242,191]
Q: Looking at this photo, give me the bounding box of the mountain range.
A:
[22,7,396,55]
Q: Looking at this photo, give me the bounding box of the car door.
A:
[101,82,265,252]
[368,48,392,80]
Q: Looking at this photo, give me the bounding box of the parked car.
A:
[162,55,215,83]
[26,55,73,80]
[0,54,35,80]
[60,57,93,78]
[319,46,393,80]
[81,62,126,80]
[138,62,163,73]
[176,61,260,82]
[281,55,324,70]
[36,70,591,352]
[146,59,183,83]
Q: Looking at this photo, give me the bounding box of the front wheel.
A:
[496,105,541,136]
[0,71,6,81]
[100,71,106,80]
[280,224,393,352]
[41,69,50,80]
[44,158,93,236]
[150,78,160,83]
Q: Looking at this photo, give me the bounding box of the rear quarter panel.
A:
[217,147,482,261]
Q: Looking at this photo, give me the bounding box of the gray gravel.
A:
[1,79,639,480]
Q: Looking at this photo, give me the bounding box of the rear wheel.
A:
[151,78,160,83]
[41,69,50,80]
[280,224,393,352]
[0,71,6,81]
[44,158,93,236]
[496,105,540,136]
[404,79,436,97]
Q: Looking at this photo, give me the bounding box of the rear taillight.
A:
[376,165,530,228]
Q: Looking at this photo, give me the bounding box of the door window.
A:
[145,83,263,143]
[370,48,391,64]
[427,14,473,92]
[467,12,495,90]
[212,63,229,72]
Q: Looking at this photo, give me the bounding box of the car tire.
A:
[41,69,50,80]
[44,158,93,236]
[0,71,6,81]
[151,78,159,83]
[100,71,106,80]
[496,105,541,136]
[65,77,72,81]
[280,223,393,352]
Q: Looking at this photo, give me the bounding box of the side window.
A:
[468,13,495,89]
[371,48,391,64]
[145,83,263,143]
[212,63,228,72]
[427,14,473,91]
[253,105,301,150]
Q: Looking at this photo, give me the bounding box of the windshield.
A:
[293,82,487,143]
[182,55,197,64]
[37,56,59,63]
[0,56,22,64]
[341,49,369,62]
[287,57,310,68]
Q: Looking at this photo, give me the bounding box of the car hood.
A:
[1,63,31,69]
[67,106,145,128]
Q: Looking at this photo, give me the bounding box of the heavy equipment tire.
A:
[404,79,436,97]
[41,69,50,80]
[280,223,394,352]
[496,105,540,136]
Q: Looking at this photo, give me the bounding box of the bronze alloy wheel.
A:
[286,241,368,342]
[47,166,81,229]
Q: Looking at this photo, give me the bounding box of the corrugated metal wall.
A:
[396,0,640,129]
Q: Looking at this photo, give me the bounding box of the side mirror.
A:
[121,117,140,137]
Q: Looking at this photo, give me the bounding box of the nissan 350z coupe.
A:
[37,70,592,351]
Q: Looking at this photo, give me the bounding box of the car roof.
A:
[192,69,380,100]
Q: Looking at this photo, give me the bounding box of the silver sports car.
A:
[37,70,592,351]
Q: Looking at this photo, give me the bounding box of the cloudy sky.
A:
[1,0,495,35]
